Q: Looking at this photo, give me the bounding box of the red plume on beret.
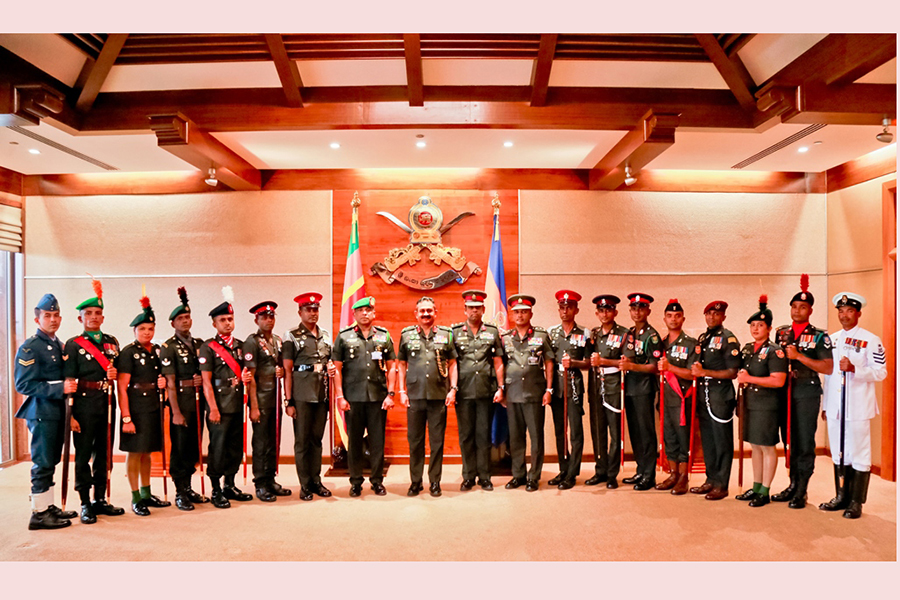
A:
[91,278,103,299]
[140,296,151,309]
[758,294,768,310]
[800,273,809,293]
[667,298,679,305]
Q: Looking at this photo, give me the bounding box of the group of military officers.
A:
[15,275,886,530]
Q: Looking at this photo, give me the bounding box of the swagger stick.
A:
[562,358,570,462]
[786,365,792,470]
[275,377,282,476]
[838,368,847,487]
[159,388,169,501]
[737,383,745,490]
[195,389,206,496]
[242,388,249,485]
[658,373,666,472]
[60,394,74,511]
[106,385,114,501]
[687,380,698,479]
[620,373,626,468]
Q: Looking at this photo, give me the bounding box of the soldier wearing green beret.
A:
[397,296,459,497]
[331,296,397,497]
[63,279,125,524]
[160,287,208,510]
[117,295,171,516]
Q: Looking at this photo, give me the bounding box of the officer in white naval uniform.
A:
[819,292,887,519]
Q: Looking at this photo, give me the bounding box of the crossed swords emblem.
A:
[377,196,474,272]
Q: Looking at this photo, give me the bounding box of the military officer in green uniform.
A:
[398,296,459,497]
[547,290,589,490]
[620,293,663,491]
[587,294,629,489]
[284,292,334,501]
[451,290,504,491]
[15,293,79,530]
[771,275,834,509]
[199,288,253,508]
[244,301,290,502]
[332,296,397,497]
[656,299,699,495]
[160,287,209,511]
[689,300,741,500]
[117,295,171,516]
[500,294,554,492]
[63,279,125,524]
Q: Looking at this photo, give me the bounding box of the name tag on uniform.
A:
[371,350,383,360]
[479,332,494,341]
[528,355,540,365]
[373,333,388,343]
[434,334,448,344]
[528,337,542,347]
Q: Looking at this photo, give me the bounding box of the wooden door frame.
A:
[882,179,896,481]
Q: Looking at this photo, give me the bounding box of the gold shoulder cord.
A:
[435,343,448,379]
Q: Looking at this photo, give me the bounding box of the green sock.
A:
[131,490,141,504]
[759,485,770,496]
[140,486,151,500]
[752,482,761,493]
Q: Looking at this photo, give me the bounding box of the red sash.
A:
[663,370,695,426]
[74,336,111,370]
[208,340,242,379]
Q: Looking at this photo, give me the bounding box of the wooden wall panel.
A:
[0,165,23,198]
[826,145,897,193]
[332,189,519,458]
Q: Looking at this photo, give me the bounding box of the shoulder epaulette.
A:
[451,322,464,329]
[401,325,416,332]
[339,325,355,333]
[438,325,452,332]
[374,325,389,333]
[533,326,547,333]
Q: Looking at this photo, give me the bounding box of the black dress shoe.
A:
[349,485,362,497]
[460,479,476,491]
[771,482,797,502]
[429,482,442,497]
[313,483,333,497]
[505,477,526,489]
[407,482,424,497]
[585,474,607,486]
[223,486,253,501]
[174,494,195,511]
[525,480,539,492]
[842,501,863,519]
[558,479,576,490]
[186,488,209,504]
[80,503,96,524]
[92,499,125,516]
[633,477,656,491]
[256,487,276,502]
[749,495,771,507]
[143,494,171,508]
[371,482,387,496]
[268,481,292,497]
[48,505,78,520]
[29,509,71,530]
[210,490,231,509]
[298,487,313,501]
[788,494,807,509]
[735,489,760,501]
[690,482,713,495]
[606,479,618,489]
[548,473,564,486]
[479,479,494,491]
[622,474,642,484]
[132,499,151,516]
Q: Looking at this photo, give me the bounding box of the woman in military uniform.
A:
[735,295,788,507]
[117,296,171,516]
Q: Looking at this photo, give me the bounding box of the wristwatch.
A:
[122,416,132,424]
[545,388,553,394]
[450,385,458,391]
[388,391,395,397]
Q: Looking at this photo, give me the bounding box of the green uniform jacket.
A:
[696,325,741,401]
[451,321,503,400]
[622,324,663,396]
[63,332,120,414]
[160,334,203,414]
[662,331,699,408]
[548,322,588,401]
[502,326,554,403]
[741,340,788,411]
[332,325,396,403]
[398,325,457,400]
[284,323,331,404]
[243,331,283,410]
[588,323,629,400]
[119,341,162,414]
[774,323,833,398]
[198,335,245,414]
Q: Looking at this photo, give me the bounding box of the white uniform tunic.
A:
[822,326,887,471]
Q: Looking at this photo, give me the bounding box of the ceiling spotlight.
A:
[876,117,893,144]
[503,141,514,148]
[28,148,41,155]
[204,167,218,187]
[416,141,427,148]
[330,142,341,149]
[798,146,809,153]
[623,165,637,187]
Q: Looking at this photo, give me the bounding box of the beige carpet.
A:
[0,456,894,561]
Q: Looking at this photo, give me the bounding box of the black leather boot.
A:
[788,477,808,509]
[771,476,796,502]
[843,469,870,519]
[819,465,853,511]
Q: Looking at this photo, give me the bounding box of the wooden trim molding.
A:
[826,145,897,193]
[0,165,24,197]
[882,179,897,482]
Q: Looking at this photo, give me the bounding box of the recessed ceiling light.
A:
[416,141,427,148]
[798,146,809,153]
[330,142,341,149]
[503,141,514,148]
[28,148,41,155]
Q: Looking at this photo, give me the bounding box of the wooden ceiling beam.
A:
[403,34,424,107]
[264,34,304,108]
[588,110,680,190]
[148,113,261,190]
[695,34,756,112]
[530,34,558,107]
[75,34,128,112]
[781,83,896,125]
[767,33,896,88]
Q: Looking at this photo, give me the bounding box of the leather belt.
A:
[177,379,196,389]
[77,380,109,392]
[601,367,620,375]
[294,364,321,372]
[129,382,157,392]
[214,377,239,387]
